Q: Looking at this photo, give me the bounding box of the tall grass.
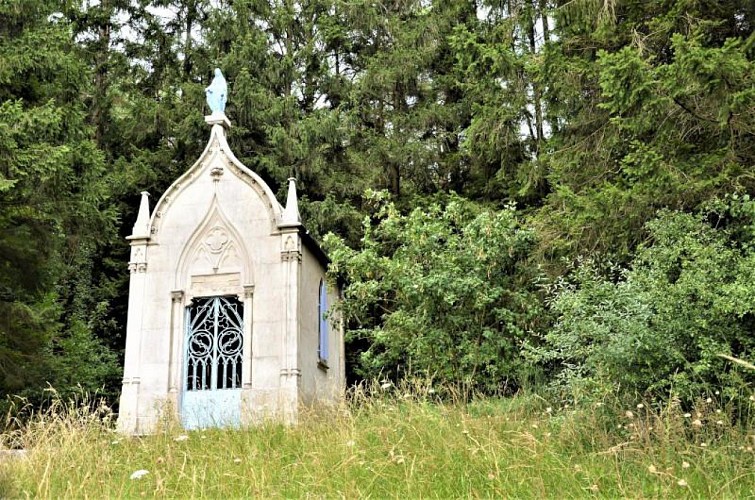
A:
[1,384,753,498]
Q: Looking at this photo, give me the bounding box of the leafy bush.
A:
[325,192,545,393]
[529,202,755,403]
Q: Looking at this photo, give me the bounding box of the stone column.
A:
[279,229,301,423]
[240,284,254,424]
[167,290,185,414]
[241,284,255,388]
[117,191,152,434]
[117,236,150,434]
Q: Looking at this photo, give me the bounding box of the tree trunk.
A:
[527,1,544,153]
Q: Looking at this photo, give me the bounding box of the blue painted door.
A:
[182,296,243,429]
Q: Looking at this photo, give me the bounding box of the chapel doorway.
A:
[181,296,244,428]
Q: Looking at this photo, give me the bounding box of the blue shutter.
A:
[318,280,329,362]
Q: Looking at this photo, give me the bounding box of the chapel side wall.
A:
[297,246,343,406]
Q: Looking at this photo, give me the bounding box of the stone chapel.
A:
[117,105,345,434]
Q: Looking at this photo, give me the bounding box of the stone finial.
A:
[280,178,301,227]
[129,191,151,239]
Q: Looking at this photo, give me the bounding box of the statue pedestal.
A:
[205,112,231,129]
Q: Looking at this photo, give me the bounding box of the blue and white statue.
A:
[205,68,227,114]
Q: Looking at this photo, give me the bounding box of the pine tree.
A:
[534,0,755,265]
[0,0,118,399]
[451,0,552,204]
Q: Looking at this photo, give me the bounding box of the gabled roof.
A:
[129,113,332,271]
[148,116,284,237]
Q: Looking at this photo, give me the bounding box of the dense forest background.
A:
[1,0,753,412]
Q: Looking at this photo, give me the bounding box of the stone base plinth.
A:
[205,112,231,128]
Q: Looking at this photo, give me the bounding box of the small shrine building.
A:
[117,77,344,433]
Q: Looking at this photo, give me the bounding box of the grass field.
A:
[1,387,753,498]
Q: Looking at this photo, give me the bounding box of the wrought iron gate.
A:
[182,296,243,428]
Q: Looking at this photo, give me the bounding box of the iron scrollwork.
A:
[185,296,243,391]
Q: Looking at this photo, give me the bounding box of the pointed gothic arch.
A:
[150,124,284,239]
[175,195,253,298]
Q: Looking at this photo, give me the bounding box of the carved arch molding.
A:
[175,198,253,298]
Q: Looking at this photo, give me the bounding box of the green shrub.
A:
[325,191,545,393]
[529,203,755,405]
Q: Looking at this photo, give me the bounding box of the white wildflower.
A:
[130,469,149,480]
[174,435,189,442]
